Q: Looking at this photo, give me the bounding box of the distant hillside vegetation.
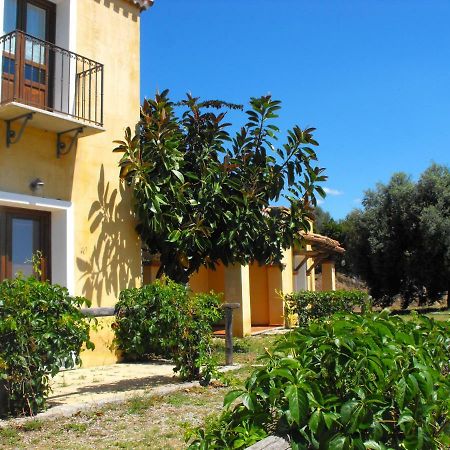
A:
[315,271,367,292]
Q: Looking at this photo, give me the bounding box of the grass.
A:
[426,311,450,321]
[211,334,278,366]
[20,420,43,432]
[63,423,88,433]
[397,310,450,322]
[0,427,20,446]
[0,334,279,450]
[1,313,448,449]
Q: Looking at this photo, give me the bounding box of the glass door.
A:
[1,0,19,102]
[2,0,55,108]
[0,207,51,281]
[22,1,53,108]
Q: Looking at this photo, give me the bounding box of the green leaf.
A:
[168,230,181,242]
[308,409,321,433]
[398,413,415,426]
[223,390,244,409]
[364,441,385,450]
[171,169,184,183]
[322,412,337,430]
[328,435,347,450]
[341,400,358,424]
[270,368,295,382]
[241,393,255,411]
[285,385,308,425]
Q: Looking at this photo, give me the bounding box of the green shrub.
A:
[189,311,450,449]
[113,278,223,383]
[0,277,94,417]
[284,290,369,326]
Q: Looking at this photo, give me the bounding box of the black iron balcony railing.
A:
[0,30,103,127]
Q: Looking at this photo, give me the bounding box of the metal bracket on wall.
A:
[5,112,34,147]
[57,127,84,158]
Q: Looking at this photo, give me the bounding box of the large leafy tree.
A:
[415,165,450,306]
[344,164,450,307]
[114,91,326,283]
[345,174,418,305]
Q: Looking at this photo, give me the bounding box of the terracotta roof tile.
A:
[128,0,154,11]
[300,231,345,254]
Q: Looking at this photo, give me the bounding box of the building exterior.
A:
[144,231,344,338]
[0,0,151,365]
[0,0,344,365]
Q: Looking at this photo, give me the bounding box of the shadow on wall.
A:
[76,165,137,306]
[94,0,139,21]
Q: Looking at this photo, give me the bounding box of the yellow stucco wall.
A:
[304,243,316,292]
[249,263,269,325]
[208,264,225,295]
[0,2,142,307]
[143,264,159,285]
[73,0,142,309]
[75,1,145,366]
[142,262,226,297]
[0,124,77,198]
[224,264,252,337]
[189,266,209,293]
[269,247,293,326]
[143,258,289,333]
[0,1,143,367]
[190,264,226,304]
[81,316,119,368]
[266,267,282,326]
[321,261,336,291]
[308,263,316,291]
[281,247,294,295]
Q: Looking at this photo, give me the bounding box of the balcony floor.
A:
[0,101,104,136]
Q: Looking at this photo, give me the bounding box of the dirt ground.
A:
[48,363,176,408]
[0,335,280,449]
[0,384,229,449]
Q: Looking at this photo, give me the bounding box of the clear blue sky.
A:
[140,0,450,219]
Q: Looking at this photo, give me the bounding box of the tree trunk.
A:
[0,380,8,418]
[447,286,450,311]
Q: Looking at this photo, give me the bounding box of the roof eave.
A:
[130,0,154,11]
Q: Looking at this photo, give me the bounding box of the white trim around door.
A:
[0,190,74,294]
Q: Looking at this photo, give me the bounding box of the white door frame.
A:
[0,190,74,294]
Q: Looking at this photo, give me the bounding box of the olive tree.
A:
[344,164,450,307]
[114,90,325,283]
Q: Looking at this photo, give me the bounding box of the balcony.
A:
[0,30,104,142]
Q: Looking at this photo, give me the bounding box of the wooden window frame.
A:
[0,206,51,282]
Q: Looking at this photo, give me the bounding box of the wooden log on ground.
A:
[81,307,115,317]
[245,436,290,450]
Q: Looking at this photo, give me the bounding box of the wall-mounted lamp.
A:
[30,178,44,192]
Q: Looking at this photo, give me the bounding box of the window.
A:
[4,0,18,34]
[0,207,51,281]
[3,0,56,41]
